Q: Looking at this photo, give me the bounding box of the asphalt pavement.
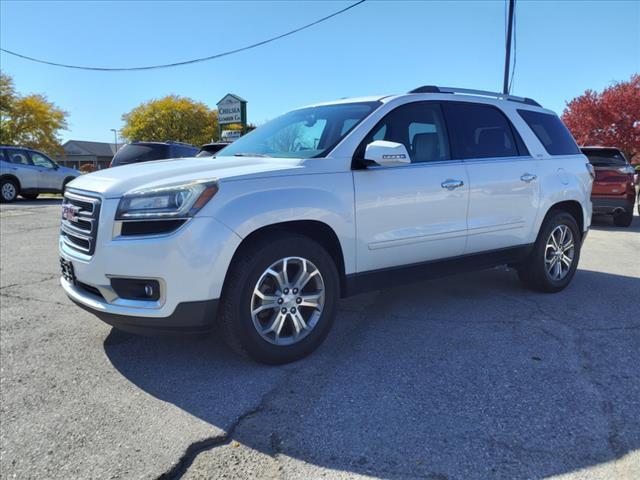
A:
[1,198,639,480]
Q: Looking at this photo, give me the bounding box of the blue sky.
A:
[1,0,638,144]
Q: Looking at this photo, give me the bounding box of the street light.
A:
[110,129,119,153]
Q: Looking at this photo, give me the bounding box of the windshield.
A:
[218,102,380,159]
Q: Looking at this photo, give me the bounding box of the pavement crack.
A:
[0,291,69,307]
[0,274,59,291]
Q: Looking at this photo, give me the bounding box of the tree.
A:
[121,95,219,146]
[0,72,68,155]
[562,74,640,162]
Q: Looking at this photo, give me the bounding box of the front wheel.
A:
[218,233,339,364]
[517,211,581,293]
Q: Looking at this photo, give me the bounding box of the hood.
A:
[66,156,304,198]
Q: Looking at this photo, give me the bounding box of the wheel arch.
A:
[543,200,585,237]
[1,174,21,191]
[227,220,348,297]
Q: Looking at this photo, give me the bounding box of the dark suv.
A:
[581,147,636,227]
[109,141,199,168]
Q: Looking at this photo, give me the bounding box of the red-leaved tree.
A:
[562,74,640,162]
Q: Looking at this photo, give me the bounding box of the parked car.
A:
[581,146,636,227]
[59,86,592,364]
[196,142,229,157]
[109,141,199,167]
[0,145,80,202]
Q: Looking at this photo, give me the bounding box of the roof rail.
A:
[408,85,541,107]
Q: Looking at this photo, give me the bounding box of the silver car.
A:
[0,146,80,202]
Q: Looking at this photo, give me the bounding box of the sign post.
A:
[216,93,247,141]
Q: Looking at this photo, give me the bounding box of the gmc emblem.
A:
[62,204,80,222]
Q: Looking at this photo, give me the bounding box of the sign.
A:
[217,94,247,125]
[221,130,242,142]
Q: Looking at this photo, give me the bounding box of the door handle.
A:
[441,179,464,190]
[520,173,537,183]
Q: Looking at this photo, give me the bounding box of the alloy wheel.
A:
[545,224,575,281]
[251,256,325,346]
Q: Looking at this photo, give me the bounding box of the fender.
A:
[202,172,357,274]
[534,156,592,236]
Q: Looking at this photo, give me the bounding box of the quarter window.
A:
[443,103,520,159]
[360,102,450,163]
[518,109,580,156]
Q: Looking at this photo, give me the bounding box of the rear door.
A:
[353,101,469,272]
[4,148,39,190]
[442,102,539,254]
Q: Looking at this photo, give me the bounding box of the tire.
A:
[516,210,581,293]
[20,193,39,200]
[218,233,339,364]
[1,178,19,203]
[613,211,633,227]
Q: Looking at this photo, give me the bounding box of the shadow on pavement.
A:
[105,267,640,479]
[590,212,640,233]
[2,197,62,207]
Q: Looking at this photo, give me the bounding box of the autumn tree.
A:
[0,72,68,155]
[121,95,219,146]
[562,74,640,162]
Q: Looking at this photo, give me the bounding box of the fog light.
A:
[111,278,160,301]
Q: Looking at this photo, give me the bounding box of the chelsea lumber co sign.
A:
[217,94,247,126]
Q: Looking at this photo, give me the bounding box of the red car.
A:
[581,147,636,227]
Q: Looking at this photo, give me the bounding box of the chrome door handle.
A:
[520,173,537,183]
[441,179,464,190]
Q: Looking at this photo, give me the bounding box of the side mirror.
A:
[364,140,411,167]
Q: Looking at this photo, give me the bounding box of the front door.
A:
[442,102,540,254]
[29,151,62,191]
[353,102,469,273]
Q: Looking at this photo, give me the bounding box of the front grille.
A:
[61,191,101,255]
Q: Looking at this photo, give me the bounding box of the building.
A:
[56,140,117,170]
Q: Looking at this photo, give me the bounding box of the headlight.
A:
[116,180,218,220]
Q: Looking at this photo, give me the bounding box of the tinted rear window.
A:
[111,144,170,166]
[581,149,628,167]
[518,110,580,156]
[443,103,522,159]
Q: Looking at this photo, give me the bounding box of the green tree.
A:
[121,95,219,146]
[0,72,68,155]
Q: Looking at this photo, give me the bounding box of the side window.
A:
[30,152,56,169]
[517,109,580,156]
[360,102,450,163]
[0,150,6,162]
[7,149,33,165]
[443,103,520,159]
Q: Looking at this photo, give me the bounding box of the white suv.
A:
[59,86,593,364]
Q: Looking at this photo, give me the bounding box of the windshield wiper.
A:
[233,153,271,157]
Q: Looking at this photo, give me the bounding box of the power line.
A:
[0,0,366,72]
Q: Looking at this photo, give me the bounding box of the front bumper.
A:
[60,196,242,332]
[64,280,218,333]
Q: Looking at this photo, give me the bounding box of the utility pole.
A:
[503,0,515,94]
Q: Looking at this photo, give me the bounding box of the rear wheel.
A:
[517,211,581,293]
[613,210,633,227]
[1,178,18,202]
[218,233,339,364]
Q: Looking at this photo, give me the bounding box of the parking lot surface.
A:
[1,198,639,480]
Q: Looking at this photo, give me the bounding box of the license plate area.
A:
[60,257,76,284]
